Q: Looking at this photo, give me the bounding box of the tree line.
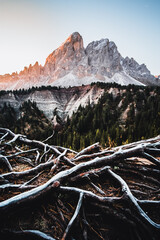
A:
[0,83,160,150]
[52,84,160,150]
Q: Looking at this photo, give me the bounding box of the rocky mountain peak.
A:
[122,56,154,84]
[65,32,84,50]
[85,38,122,77]
[45,32,84,65]
[0,32,158,90]
[44,32,85,78]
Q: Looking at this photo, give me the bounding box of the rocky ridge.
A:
[0,85,104,120]
[0,32,158,90]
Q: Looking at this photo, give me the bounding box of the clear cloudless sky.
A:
[0,0,159,75]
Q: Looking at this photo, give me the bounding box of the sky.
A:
[0,0,160,75]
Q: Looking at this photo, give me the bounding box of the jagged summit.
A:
[0,32,158,90]
[65,32,83,45]
[85,38,122,78]
[45,32,84,65]
[44,32,85,80]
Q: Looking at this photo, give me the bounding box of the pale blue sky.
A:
[0,0,159,75]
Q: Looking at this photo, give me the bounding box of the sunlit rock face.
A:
[44,32,86,79]
[0,32,158,90]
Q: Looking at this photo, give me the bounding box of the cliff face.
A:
[0,32,158,90]
[0,85,104,120]
[45,32,86,78]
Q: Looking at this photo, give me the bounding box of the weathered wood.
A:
[142,152,160,167]
[0,155,13,171]
[107,168,160,229]
[1,160,55,180]
[62,193,83,240]
[0,127,160,239]
[0,128,75,166]
[74,142,100,159]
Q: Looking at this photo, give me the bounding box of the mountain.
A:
[0,32,158,90]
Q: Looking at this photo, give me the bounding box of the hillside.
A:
[1,83,160,149]
[0,85,104,121]
[53,83,160,149]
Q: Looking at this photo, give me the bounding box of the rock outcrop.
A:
[122,57,155,85]
[85,39,122,77]
[0,32,158,90]
[0,85,104,120]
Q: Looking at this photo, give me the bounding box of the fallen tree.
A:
[0,127,160,240]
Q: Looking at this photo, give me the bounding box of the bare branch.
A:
[62,192,83,240]
[0,127,160,239]
[74,142,100,159]
[0,155,13,171]
[142,152,160,167]
[107,168,160,229]
[42,131,55,143]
